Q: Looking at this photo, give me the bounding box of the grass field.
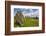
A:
[14,17,39,27]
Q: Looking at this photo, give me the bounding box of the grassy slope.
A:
[14,17,39,27]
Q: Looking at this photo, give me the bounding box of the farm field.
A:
[14,17,39,27]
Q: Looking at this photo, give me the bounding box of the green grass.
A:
[14,17,39,27]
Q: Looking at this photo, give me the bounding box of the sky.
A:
[14,8,39,17]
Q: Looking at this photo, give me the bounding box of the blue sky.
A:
[14,8,39,17]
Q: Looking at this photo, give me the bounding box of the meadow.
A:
[14,17,39,27]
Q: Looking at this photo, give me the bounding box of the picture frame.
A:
[5,1,45,35]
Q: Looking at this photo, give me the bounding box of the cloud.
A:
[22,9,39,17]
[14,8,39,17]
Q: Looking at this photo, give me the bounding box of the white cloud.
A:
[22,10,39,17]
